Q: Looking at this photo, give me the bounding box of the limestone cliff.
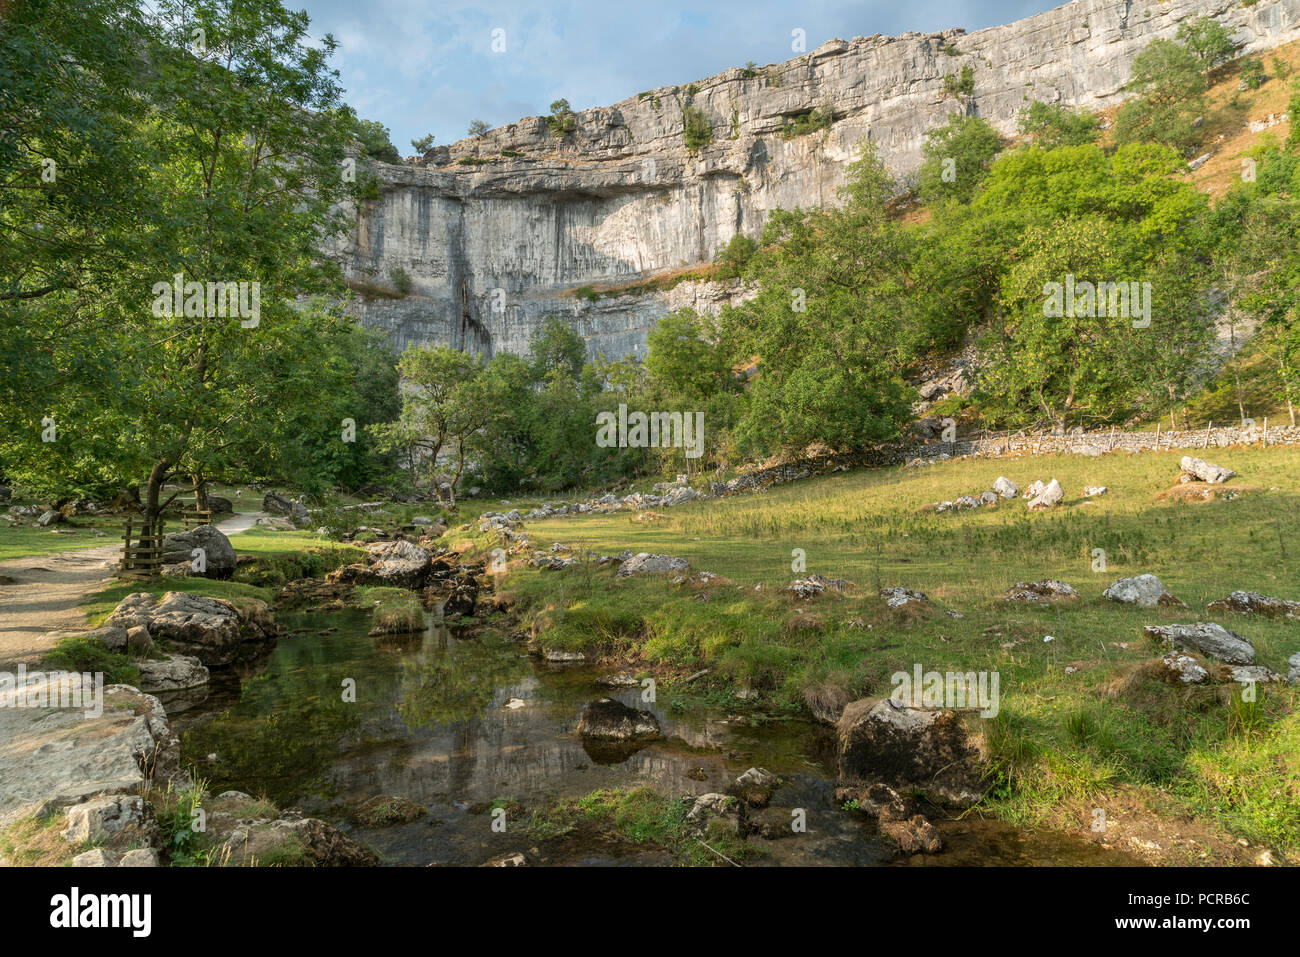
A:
[331,0,1300,359]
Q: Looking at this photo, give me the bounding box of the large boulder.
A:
[261,492,310,527]
[161,524,236,579]
[1027,479,1064,510]
[1180,456,1235,484]
[327,539,432,589]
[992,477,1019,499]
[108,592,275,666]
[135,654,210,693]
[1103,574,1184,608]
[617,553,689,577]
[1144,623,1255,665]
[836,698,988,808]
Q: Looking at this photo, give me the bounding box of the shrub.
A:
[389,267,413,295]
[780,106,833,139]
[683,106,712,151]
[942,65,975,99]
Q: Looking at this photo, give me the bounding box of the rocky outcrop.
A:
[1144,622,1256,665]
[261,492,310,527]
[1207,590,1300,620]
[836,697,988,808]
[327,539,433,589]
[335,0,1300,360]
[0,681,184,830]
[107,592,277,667]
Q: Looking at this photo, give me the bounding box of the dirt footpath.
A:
[0,512,268,668]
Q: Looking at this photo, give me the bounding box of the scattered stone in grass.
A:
[1180,456,1235,484]
[1002,580,1080,603]
[1103,574,1185,608]
[1143,622,1255,665]
[1027,479,1064,510]
[1082,486,1108,497]
[1159,652,1210,684]
[992,476,1018,499]
[880,587,928,608]
[1206,590,1300,621]
[616,553,689,577]
[1225,665,1284,686]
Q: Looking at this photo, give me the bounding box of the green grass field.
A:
[479,446,1300,859]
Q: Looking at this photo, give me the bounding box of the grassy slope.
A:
[482,446,1300,858]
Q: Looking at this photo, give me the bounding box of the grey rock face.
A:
[1104,574,1184,608]
[262,492,310,527]
[161,524,236,579]
[1144,622,1255,665]
[336,1,1300,361]
[1288,652,1300,684]
[62,794,143,844]
[1180,456,1236,483]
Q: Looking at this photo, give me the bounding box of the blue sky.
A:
[296,0,1065,153]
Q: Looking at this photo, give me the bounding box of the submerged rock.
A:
[354,795,426,828]
[1144,622,1255,665]
[575,698,660,740]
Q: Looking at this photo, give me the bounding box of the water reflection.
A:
[176,609,1135,867]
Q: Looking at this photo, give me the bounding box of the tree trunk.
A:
[144,460,171,556]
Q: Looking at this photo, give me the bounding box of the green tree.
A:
[354,118,401,162]
[467,119,490,137]
[1175,15,1239,72]
[713,233,756,279]
[919,114,1004,204]
[410,133,434,153]
[717,144,919,455]
[1017,101,1100,148]
[4,0,367,534]
[1114,39,1206,151]
[546,99,576,136]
